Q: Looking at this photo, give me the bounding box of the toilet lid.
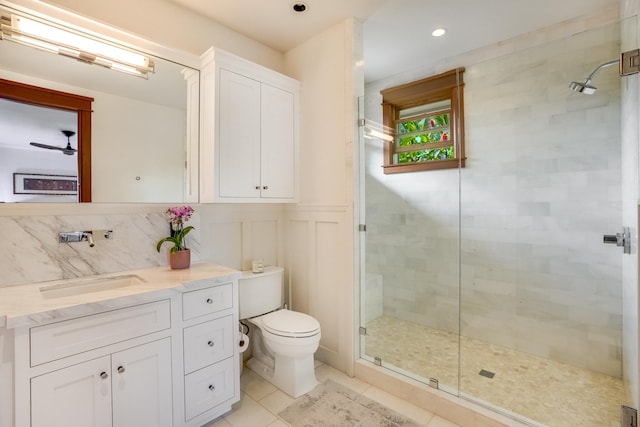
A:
[262,310,320,338]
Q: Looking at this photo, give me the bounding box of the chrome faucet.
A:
[82,231,95,247]
[59,230,113,247]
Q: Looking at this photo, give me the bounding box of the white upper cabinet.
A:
[260,82,296,199]
[218,69,262,199]
[200,48,300,203]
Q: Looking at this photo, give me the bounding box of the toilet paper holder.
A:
[238,321,250,353]
[238,333,249,353]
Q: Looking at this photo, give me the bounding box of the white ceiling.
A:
[170,0,619,82]
[0,0,620,153]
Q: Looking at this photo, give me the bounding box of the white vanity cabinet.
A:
[111,339,173,427]
[31,338,172,427]
[16,300,174,427]
[31,356,112,427]
[200,48,300,203]
[180,282,240,426]
[0,265,242,427]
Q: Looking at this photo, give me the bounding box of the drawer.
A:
[182,283,233,320]
[183,316,234,374]
[30,300,171,366]
[184,357,235,421]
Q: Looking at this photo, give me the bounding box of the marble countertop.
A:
[0,262,241,329]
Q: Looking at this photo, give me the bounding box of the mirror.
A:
[0,8,199,203]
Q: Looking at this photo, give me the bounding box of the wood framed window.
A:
[381,68,465,174]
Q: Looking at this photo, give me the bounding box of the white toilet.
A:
[239,266,321,398]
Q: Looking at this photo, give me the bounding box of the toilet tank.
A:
[238,266,284,319]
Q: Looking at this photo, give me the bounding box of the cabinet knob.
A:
[206,298,213,304]
[262,186,268,190]
[255,186,260,190]
[209,384,216,391]
[117,366,125,374]
[100,371,108,380]
[207,340,214,347]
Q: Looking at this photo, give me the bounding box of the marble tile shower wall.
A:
[364,21,623,377]
[462,22,622,377]
[364,170,461,333]
[0,211,201,288]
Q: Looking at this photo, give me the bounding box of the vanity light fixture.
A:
[431,27,447,37]
[0,13,154,78]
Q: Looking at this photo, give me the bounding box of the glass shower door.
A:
[358,86,462,394]
[457,16,636,427]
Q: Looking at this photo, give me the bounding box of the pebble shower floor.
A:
[364,316,625,427]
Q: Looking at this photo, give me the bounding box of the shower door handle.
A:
[603,227,631,254]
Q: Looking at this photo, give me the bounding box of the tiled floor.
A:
[365,316,627,427]
[205,362,461,427]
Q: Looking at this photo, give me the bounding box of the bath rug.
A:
[278,379,427,427]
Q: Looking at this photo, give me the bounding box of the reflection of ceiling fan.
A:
[30,130,77,155]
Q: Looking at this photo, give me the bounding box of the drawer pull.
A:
[209,384,216,391]
[117,366,125,374]
[206,298,213,304]
[100,371,108,380]
[207,340,214,347]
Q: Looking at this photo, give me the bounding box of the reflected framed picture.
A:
[13,173,78,195]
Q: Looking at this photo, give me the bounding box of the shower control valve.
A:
[603,227,631,254]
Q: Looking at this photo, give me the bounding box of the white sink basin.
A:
[39,274,145,298]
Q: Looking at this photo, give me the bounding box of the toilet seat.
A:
[262,310,320,338]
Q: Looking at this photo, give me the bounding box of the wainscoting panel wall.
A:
[199,204,285,272]
[286,205,354,374]
[242,220,279,270]
[288,219,311,314]
[205,220,243,270]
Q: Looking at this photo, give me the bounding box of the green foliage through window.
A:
[397,147,454,163]
[396,112,453,163]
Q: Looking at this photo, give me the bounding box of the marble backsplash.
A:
[0,211,201,288]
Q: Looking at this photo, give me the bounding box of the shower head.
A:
[569,58,620,95]
[569,81,597,94]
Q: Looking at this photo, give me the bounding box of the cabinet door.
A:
[218,68,261,198]
[31,356,112,427]
[112,338,173,427]
[260,83,296,199]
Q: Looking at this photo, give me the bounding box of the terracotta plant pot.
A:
[169,249,191,270]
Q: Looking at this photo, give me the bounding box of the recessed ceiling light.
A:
[292,2,307,12]
[431,27,447,37]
